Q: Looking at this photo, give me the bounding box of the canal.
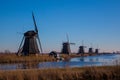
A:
[0,54,120,70]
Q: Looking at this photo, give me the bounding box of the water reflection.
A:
[17,62,39,69]
[80,57,84,61]
[0,54,120,70]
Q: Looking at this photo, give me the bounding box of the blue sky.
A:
[0,0,120,53]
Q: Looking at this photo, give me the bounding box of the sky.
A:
[0,0,120,53]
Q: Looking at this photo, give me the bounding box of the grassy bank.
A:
[0,53,56,63]
[0,66,119,80]
[0,53,117,63]
[0,53,95,63]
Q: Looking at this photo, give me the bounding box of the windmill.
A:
[95,45,99,54]
[17,12,43,56]
[88,43,93,54]
[78,40,86,54]
[61,34,75,55]
[95,49,99,54]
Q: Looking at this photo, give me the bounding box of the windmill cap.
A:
[24,30,37,36]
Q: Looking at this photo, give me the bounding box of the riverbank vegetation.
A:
[0,66,119,80]
[0,53,98,63]
[0,53,56,63]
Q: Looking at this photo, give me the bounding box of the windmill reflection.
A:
[80,57,84,61]
[17,62,39,69]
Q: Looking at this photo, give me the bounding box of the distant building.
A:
[61,42,71,54]
[78,46,85,54]
[88,48,93,53]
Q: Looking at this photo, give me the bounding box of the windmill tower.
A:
[78,40,86,54]
[95,45,99,54]
[61,34,75,55]
[88,48,93,53]
[17,12,43,56]
[88,43,93,54]
[95,49,99,54]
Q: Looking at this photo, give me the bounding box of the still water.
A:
[0,54,120,70]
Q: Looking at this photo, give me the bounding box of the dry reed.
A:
[0,53,56,63]
[0,53,93,63]
[0,66,119,80]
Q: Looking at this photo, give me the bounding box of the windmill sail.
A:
[17,36,24,55]
[32,12,38,33]
[38,36,43,53]
[66,33,69,43]
[32,12,43,53]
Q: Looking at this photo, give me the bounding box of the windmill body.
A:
[21,30,39,55]
[61,34,75,55]
[95,45,99,54]
[78,46,85,54]
[95,49,99,54]
[78,41,85,54]
[61,42,71,54]
[88,48,93,53]
[17,13,43,56]
[88,43,93,54]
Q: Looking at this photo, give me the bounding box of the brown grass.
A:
[0,66,119,80]
[0,53,95,63]
[82,66,120,80]
[0,53,56,63]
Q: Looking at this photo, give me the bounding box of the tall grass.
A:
[0,53,94,63]
[0,66,119,80]
[0,53,56,63]
[82,66,120,80]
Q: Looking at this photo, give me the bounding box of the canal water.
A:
[0,54,120,70]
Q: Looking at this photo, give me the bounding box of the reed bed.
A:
[0,53,56,63]
[0,66,119,80]
[0,53,93,63]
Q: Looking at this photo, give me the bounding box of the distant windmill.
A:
[17,12,43,56]
[78,40,86,54]
[95,49,99,54]
[95,45,99,54]
[61,34,75,55]
[88,43,93,53]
